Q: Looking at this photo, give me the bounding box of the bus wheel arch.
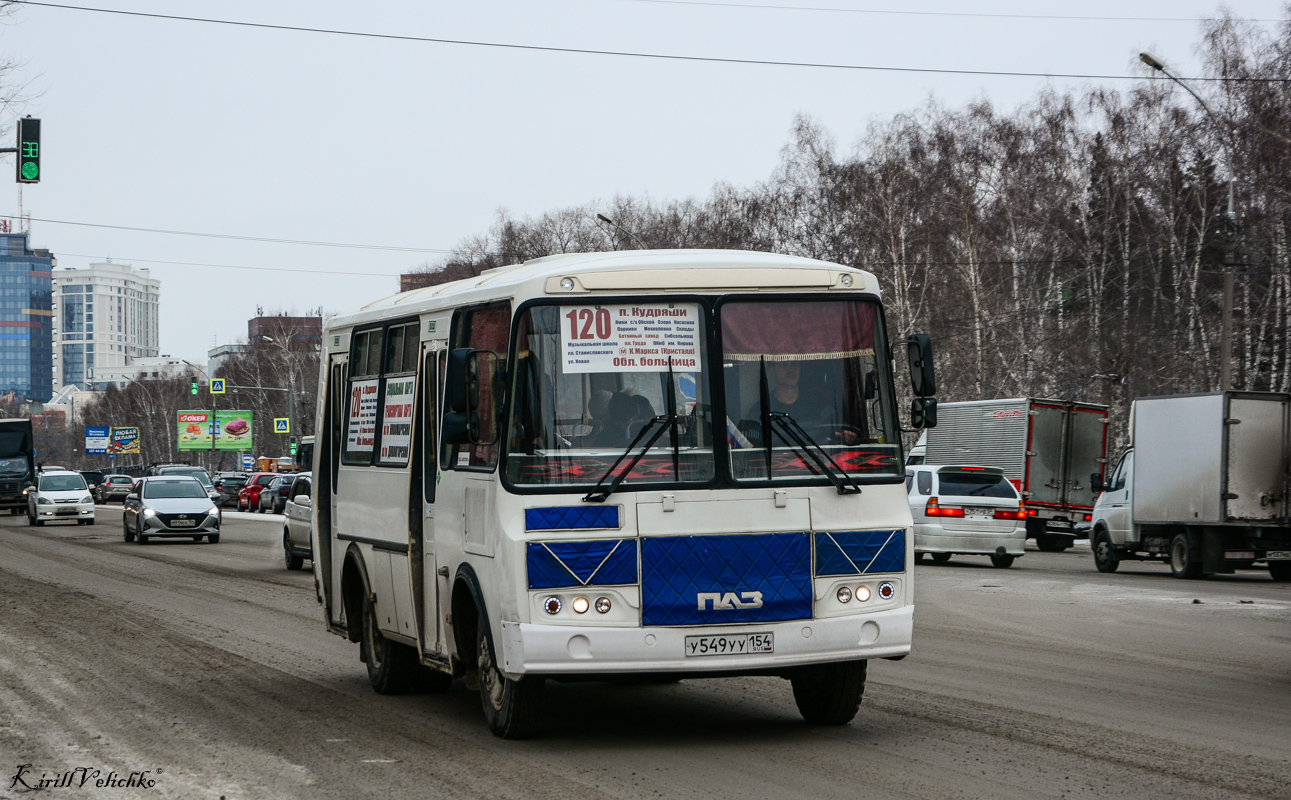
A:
[451,566,485,683]
[341,546,368,644]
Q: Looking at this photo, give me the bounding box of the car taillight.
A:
[994,509,1025,520]
[1084,514,1092,521]
[925,498,964,518]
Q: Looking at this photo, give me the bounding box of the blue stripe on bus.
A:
[814,530,905,575]
[524,505,620,531]
[527,539,638,589]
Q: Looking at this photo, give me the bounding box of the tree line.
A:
[407,13,1291,450]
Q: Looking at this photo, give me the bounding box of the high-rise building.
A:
[50,261,160,392]
[0,231,54,402]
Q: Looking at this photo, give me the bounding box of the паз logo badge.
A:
[697,591,764,610]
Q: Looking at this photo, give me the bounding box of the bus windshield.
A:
[721,298,901,482]
[505,302,714,490]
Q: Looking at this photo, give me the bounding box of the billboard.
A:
[109,427,140,455]
[215,410,253,451]
[85,426,109,455]
[177,410,213,451]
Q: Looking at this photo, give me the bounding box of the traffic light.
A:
[16,118,39,183]
[190,379,198,395]
[289,436,298,456]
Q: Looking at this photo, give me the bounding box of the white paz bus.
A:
[312,249,938,738]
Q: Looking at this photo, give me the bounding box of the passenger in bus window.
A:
[590,392,639,448]
[739,360,860,445]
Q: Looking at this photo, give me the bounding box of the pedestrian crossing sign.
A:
[210,378,226,394]
[274,418,290,434]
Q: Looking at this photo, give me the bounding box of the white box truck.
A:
[1090,392,1291,580]
[922,398,1109,551]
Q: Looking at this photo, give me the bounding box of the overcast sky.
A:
[3,0,1286,367]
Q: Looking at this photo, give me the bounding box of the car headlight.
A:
[82,495,93,503]
[206,506,220,516]
[37,497,51,505]
[142,507,156,518]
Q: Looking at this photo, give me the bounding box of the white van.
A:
[28,470,95,526]
[312,249,939,737]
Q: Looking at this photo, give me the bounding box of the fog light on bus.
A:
[877,582,895,600]
[836,586,851,603]
[543,596,562,615]
[595,597,611,613]
[572,596,590,614]
[855,585,871,602]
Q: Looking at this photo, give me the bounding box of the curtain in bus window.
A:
[721,301,874,361]
[462,304,510,469]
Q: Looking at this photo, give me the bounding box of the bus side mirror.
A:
[911,398,937,429]
[906,334,936,397]
[1090,473,1104,493]
[446,348,479,414]
[443,348,498,446]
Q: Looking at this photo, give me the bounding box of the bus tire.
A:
[476,610,545,739]
[361,592,417,694]
[1169,532,1203,579]
[791,659,866,725]
[1268,561,1291,582]
[1093,530,1120,573]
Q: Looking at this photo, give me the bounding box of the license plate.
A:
[1047,519,1073,529]
[964,506,994,518]
[1268,551,1291,561]
[171,519,196,527]
[56,509,77,515]
[684,633,773,657]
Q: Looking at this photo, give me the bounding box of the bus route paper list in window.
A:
[560,303,702,373]
[347,378,380,453]
[379,377,415,464]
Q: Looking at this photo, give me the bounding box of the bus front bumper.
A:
[499,605,913,676]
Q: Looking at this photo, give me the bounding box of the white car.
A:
[28,470,96,527]
[907,465,1026,568]
[282,472,312,570]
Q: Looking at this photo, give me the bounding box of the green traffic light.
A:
[20,162,37,180]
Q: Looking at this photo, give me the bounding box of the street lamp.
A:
[1140,51,1239,391]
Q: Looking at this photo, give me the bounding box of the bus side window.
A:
[447,302,510,471]
[422,350,440,504]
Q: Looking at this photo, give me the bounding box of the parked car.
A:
[907,464,1027,568]
[258,474,294,514]
[237,472,278,512]
[122,476,221,544]
[282,472,312,570]
[213,473,248,507]
[27,469,95,527]
[95,474,135,504]
[152,464,221,504]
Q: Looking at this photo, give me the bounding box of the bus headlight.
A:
[543,596,561,615]
[571,596,590,614]
[836,586,851,603]
[595,597,611,614]
[855,585,872,602]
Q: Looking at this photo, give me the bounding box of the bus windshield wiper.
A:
[767,412,862,495]
[582,414,674,503]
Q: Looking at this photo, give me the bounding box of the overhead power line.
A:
[55,252,401,278]
[623,0,1283,24]
[13,1,1284,82]
[0,213,455,253]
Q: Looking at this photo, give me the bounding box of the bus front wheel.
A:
[476,611,545,739]
[790,659,867,725]
[361,592,418,694]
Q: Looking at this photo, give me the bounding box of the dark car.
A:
[122,476,221,544]
[95,474,135,504]
[79,470,106,491]
[213,473,248,507]
[258,474,293,514]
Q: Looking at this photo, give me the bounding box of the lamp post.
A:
[1140,52,1239,391]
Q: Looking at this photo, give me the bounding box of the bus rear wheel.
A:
[791,660,867,725]
[361,592,418,694]
[476,611,545,739]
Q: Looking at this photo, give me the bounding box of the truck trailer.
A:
[923,398,1109,551]
[1091,392,1291,580]
[0,418,35,514]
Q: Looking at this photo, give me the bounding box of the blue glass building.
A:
[0,232,54,402]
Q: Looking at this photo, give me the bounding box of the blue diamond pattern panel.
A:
[525,505,621,531]
[641,533,812,626]
[527,539,639,589]
[813,530,905,576]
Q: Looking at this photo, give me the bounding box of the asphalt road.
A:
[0,509,1287,800]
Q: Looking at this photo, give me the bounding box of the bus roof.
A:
[327,249,877,333]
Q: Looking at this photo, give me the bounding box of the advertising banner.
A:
[559,303,702,374]
[346,378,380,454]
[379,376,415,465]
[215,410,253,451]
[85,426,109,455]
[177,411,213,451]
[109,426,141,455]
